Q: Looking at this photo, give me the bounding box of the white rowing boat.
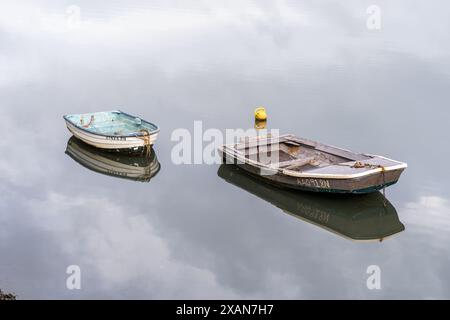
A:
[63,110,159,152]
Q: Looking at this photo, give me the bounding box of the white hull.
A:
[65,121,158,150]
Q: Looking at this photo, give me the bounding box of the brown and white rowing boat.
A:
[218,134,407,194]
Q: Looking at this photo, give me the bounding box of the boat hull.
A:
[219,143,406,194]
[65,120,158,152]
[224,160,402,193]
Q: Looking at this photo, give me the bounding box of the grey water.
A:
[1,0,449,299]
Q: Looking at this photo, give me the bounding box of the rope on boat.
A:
[138,129,151,156]
[336,161,385,171]
[337,161,387,199]
[381,165,387,203]
[80,115,95,128]
[353,163,387,197]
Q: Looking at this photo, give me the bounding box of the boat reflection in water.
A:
[218,165,405,242]
[66,137,161,182]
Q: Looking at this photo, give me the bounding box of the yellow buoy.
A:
[254,107,267,121]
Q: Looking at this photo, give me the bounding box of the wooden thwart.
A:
[270,157,316,169]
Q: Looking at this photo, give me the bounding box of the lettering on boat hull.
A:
[106,136,127,141]
[297,178,331,189]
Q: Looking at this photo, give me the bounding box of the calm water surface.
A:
[1,1,449,299]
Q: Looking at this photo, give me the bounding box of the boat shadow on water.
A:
[65,136,161,182]
[218,165,405,242]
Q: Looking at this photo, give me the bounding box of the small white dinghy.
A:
[63,110,159,152]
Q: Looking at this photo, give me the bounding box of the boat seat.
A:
[269,156,317,169]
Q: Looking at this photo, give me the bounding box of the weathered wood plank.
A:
[286,135,368,161]
[270,156,316,169]
[236,136,288,150]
